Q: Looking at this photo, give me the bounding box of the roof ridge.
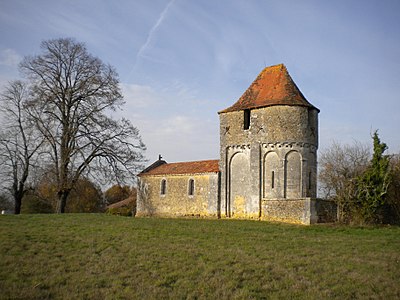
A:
[164,159,219,164]
[139,159,219,176]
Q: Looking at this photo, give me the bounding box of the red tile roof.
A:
[139,159,219,176]
[219,64,319,113]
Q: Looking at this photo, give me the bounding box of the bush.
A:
[106,206,132,216]
[319,132,399,224]
[356,132,391,224]
[0,194,13,212]
[386,155,400,224]
[21,194,53,214]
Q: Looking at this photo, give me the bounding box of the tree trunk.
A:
[337,202,342,223]
[14,195,22,215]
[57,190,70,213]
[13,184,24,215]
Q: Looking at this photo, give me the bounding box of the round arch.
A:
[284,150,302,198]
[263,151,282,198]
[228,152,250,217]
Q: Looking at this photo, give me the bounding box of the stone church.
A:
[137,64,336,224]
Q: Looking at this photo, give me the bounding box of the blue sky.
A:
[1,0,399,164]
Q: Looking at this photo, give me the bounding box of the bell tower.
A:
[218,64,321,223]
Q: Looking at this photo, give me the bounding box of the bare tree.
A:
[20,38,146,213]
[0,81,43,214]
[319,141,370,222]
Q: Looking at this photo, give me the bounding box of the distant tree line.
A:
[20,182,135,214]
[0,38,145,214]
[319,131,400,224]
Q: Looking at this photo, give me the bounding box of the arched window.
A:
[188,179,195,196]
[160,179,166,195]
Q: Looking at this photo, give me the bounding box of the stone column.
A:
[250,143,261,217]
[301,156,308,198]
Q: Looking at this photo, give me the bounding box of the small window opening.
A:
[308,171,312,190]
[160,179,166,195]
[244,109,251,130]
[271,171,275,189]
[188,179,195,196]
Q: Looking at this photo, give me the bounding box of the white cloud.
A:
[121,83,160,108]
[117,81,219,164]
[160,115,195,135]
[0,49,22,67]
[135,113,219,163]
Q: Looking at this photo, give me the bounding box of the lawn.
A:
[0,214,399,299]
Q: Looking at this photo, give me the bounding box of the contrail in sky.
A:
[130,0,176,77]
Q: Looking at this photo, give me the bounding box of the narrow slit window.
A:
[244,109,250,130]
[160,179,166,195]
[188,179,195,196]
[308,171,312,190]
[271,171,275,189]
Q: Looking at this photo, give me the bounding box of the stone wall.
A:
[136,173,219,218]
[219,106,318,147]
[262,199,311,224]
[261,198,337,224]
[219,105,319,220]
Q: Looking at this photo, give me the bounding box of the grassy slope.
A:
[0,214,399,299]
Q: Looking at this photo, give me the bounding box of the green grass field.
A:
[0,214,399,299]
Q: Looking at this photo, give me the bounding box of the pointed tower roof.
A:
[219,64,319,113]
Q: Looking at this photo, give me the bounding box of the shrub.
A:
[106,206,132,216]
